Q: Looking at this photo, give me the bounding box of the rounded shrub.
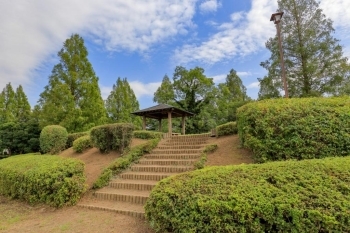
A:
[216,121,237,137]
[73,135,92,153]
[66,131,89,148]
[145,157,350,233]
[40,125,68,154]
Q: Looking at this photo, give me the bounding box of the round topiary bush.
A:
[145,157,350,232]
[40,125,68,154]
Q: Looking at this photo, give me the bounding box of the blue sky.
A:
[1,0,350,109]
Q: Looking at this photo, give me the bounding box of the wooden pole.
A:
[158,119,162,132]
[181,115,185,135]
[142,116,146,130]
[168,111,172,136]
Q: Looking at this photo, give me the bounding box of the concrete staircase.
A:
[78,134,210,218]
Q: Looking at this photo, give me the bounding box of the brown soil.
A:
[59,138,148,188]
[0,135,253,233]
[206,135,254,166]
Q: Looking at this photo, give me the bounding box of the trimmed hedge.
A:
[194,144,218,169]
[90,123,134,153]
[145,157,350,233]
[73,135,92,153]
[0,154,86,207]
[93,138,160,189]
[133,130,163,139]
[237,97,350,163]
[66,131,89,149]
[40,125,68,154]
[216,122,238,137]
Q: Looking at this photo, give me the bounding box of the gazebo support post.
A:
[142,116,146,130]
[168,111,172,136]
[158,119,162,132]
[181,115,186,135]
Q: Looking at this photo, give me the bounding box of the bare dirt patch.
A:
[206,134,254,166]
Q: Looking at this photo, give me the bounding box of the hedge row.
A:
[93,138,160,189]
[145,156,350,232]
[73,135,92,153]
[133,130,163,139]
[0,154,86,207]
[193,144,218,169]
[39,125,68,154]
[66,131,89,148]
[90,123,134,153]
[216,122,238,137]
[237,97,350,163]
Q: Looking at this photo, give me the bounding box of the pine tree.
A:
[216,69,250,124]
[14,85,31,122]
[259,0,350,98]
[0,83,16,123]
[105,77,141,127]
[153,75,175,105]
[37,34,107,132]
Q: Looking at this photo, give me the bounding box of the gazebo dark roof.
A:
[131,104,194,119]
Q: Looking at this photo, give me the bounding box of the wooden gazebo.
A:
[131,104,194,135]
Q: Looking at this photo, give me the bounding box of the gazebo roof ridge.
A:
[131,103,194,119]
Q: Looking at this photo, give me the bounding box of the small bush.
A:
[133,130,163,139]
[66,131,89,148]
[73,135,92,153]
[93,138,160,189]
[237,97,350,163]
[145,157,350,233]
[90,123,134,153]
[194,144,218,169]
[0,154,86,207]
[216,122,238,137]
[40,125,68,154]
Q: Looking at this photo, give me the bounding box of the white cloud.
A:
[129,81,161,99]
[212,71,251,83]
[0,0,197,90]
[247,81,260,89]
[237,72,251,77]
[199,0,220,13]
[174,0,278,64]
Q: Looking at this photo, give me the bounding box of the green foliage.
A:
[105,77,142,128]
[193,144,218,169]
[216,122,238,137]
[0,119,40,155]
[36,34,107,132]
[133,130,163,139]
[0,83,16,123]
[93,138,160,189]
[154,66,216,134]
[259,0,350,98]
[66,131,89,148]
[145,157,350,233]
[13,85,31,122]
[0,154,86,207]
[73,135,92,153]
[40,125,68,154]
[237,97,350,163]
[90,123,134,153]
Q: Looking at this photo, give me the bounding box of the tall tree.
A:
[37,34,107,132]
[105,77,141,127]
[259,0,350,98]
[216,69,250,124]
[154,66,216,134]
[0,83,16,123]
[14,85,31,122]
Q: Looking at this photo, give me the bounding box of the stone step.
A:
[165,138,208,143]
[171,134,210,139]
[161,141,207,146]
[144,154,201,160]
[109,179,158,191]
[95,188,149,204]
[152,149,202,154]
[138,159,197,166]
[78,200,145,219]
[131,165,193,173]
[157,145,202,150]
[119,172,177,181]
